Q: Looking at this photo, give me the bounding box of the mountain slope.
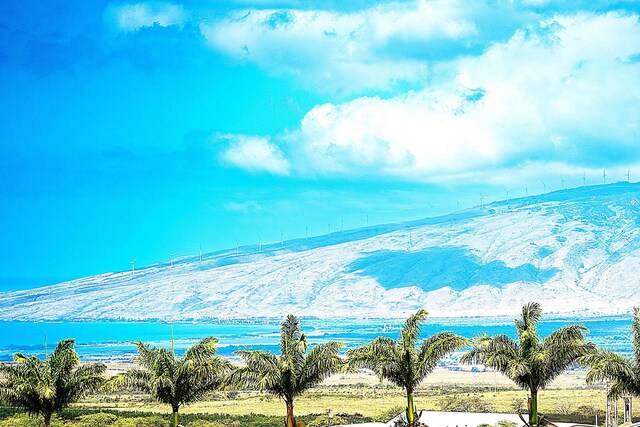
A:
[2,182,640,321]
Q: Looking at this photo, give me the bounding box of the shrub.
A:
[495,422,518,427]
[576,405,597,417]
[186,421,226,427]
[112,416,166,427]
[74,413,117,427]
[438,394,494,413]
[510,398,525,413]
[556,402,573,415]
[306,414,345,427]
[0,414,65,427]
[374,406,404,423]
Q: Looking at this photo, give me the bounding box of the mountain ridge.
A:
[2,182,640,321]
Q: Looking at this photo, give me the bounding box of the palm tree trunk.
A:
[406,388,415,426]
[530,391,538,425]
[285,401,295,427]
[171,406,179,427]
[43,412,52,427]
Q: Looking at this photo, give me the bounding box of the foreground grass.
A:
[2,370,638,425]
[80,384,610,416]
[0,409,373,427]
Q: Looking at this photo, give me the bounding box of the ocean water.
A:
[0,316,634,363]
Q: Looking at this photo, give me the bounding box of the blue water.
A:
[0,316,634,362]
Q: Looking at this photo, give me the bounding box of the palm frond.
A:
[400,309,429,349]
[418,332,471,378]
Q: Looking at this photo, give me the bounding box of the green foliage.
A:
[461,302,594,424]
[437,394,494,413]
[495,422,518,427]
[73,413,117,427]
[229,315,343,427]
[0,414,48,427]
[111,337,232,427]
[510,398,525,413]
[185,420,230,427]
[0,339,106,427]
[306,414,345,427]
[0,410,374,427]
[347,309,470,425]
[111,416,166,427]
[374,406,404,422]
[582,306,640,398]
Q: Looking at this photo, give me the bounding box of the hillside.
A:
[2,182,640,321]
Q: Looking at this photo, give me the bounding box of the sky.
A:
[1,0,639,290]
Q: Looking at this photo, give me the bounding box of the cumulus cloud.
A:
[219,134,290,175]
[222,12,640,183]
[199,0,493,92]
[106,3,188,32]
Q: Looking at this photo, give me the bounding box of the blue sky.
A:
[1,0,639,289]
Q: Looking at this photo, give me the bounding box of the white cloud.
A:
[107,3,187,32]
[265,12,640,182]
[219,134,290,175]
[200,0,484,92]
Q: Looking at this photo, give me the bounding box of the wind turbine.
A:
[258,235,263,252]
[603,169,607,184]
[561,177,565,189]
[505,190,510,200]
[328,223,331,235]
[235,240,239,255]
[130,257,137,272]
[280,229,284,246]
[582,172,586,187]
[479,194,486,210]
[627,170,631,182]
[341,218,344,232]
[199,246,203,262]
[541,180,546,193]
[456,201,460,212]
[168,252,176,266]
[525,187,528,197]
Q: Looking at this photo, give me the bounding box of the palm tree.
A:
[582,307,640,398]
[0,338,106,427]
[111,337,232,427]
[346,309,470,427]
[461,302,594,426]
[228,314,343,427]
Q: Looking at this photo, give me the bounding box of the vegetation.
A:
[228,314,343,427]
[582,306,640,398]
[110,337,232,427]
[1,307,632,425]
[346,309,470,426]
[461,302,595,426]
[0,339,106,427]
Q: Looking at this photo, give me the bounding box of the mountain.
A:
[2,182,640,321]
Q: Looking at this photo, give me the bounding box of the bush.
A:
[438,394,494,413]
[306,414,346,427]
[186,421,227,427]
[74,413,117,427]
[112,416,166,427]
[495,422,518,427]
[0,414,67,427]
[511,398,525,413]
[374,406,404,423]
